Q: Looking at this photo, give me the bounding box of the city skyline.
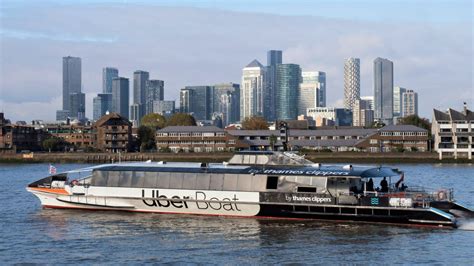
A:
[1,1,472,122]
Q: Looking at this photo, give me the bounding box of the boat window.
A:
[182,173,196,190]
[195,173,211,190]
[243,155,252,164]
[107,171,120,187]
[118,171,133,187]
[297,186,317,193]
[131,171,145,188]
[92,171,108,186]
[209,174,224,190]
[143,172,158,188]
[157,172,170,188]
[223,174,238,191]
[169,172,184,189]
[266,176,279,189]
[310,176,327,188]
[237,174,252,191]
[296,176,311,186]
[251,175,267,191]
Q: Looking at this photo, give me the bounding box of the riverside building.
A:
[432,105,473,160]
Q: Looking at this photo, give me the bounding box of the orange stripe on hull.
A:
[29,187,69,195]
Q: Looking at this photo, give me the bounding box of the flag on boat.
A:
[49,164,57,175]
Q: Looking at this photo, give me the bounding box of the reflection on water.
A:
[1,163,473,264]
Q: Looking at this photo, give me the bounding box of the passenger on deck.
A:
[366,178,374,191]
[380,177,389,192]
[400,183,408,191]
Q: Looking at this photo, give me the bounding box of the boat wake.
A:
[457,219,474,231]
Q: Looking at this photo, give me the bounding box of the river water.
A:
[1,163,473,264]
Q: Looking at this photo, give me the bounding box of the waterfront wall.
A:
[0,152,471,164]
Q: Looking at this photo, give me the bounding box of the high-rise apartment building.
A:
[265,50,282,121]
[402,90,418,117]
[93,93,112,121]
[241,60,266,121]
[112,77,130,118]
[102,67,119,93]
[275,64,301,120]
[344,58,360,110]
[353,99,374,127]
[374,57,394,125]
[179,86,214,121]
[145,80,164,115]
[393,86,406,118]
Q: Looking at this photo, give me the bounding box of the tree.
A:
[166,113,197,126]
[42,137,67,152]
[398,115,431,131]
[242,116,269,130]
[141,113,166,129]
[137,125,156,152]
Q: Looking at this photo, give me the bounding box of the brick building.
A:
[93,113,132,153]
[355,125,429,152]
[0,113,42,152]
[156,126,236,152]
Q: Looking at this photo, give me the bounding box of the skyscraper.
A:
[241,60,266,121]
[179,86,214,121]
[62,56,81,111]
[93,93,112,121]
[112,77,130,118]
[213,83,240,125]
[402,90,418,117]
[344,58,360,110]
[299,71,326,116]
[58,56,82,119]
[374,57,394,125]
[393,86,407,118]
[146,80,164,115]
[102,67,119,93]
[275,64,301,120]
[265,50,282,121]
[69,92,85,120]
[132,70,149,123]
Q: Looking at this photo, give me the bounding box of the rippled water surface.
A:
[1,163,473,264]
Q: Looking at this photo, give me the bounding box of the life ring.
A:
[437,190,446,201]
[71,179,79,186]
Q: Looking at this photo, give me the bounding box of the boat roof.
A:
[67,161,401,178]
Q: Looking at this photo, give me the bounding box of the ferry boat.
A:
[27,151,473,228]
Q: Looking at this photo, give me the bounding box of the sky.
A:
[0,0,473,122]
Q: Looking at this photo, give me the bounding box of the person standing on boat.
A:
[367,178,374,191]
[380,177,389,192]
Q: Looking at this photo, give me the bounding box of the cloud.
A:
[0,4,472,122]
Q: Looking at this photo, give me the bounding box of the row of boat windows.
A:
[91,171,270,192]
